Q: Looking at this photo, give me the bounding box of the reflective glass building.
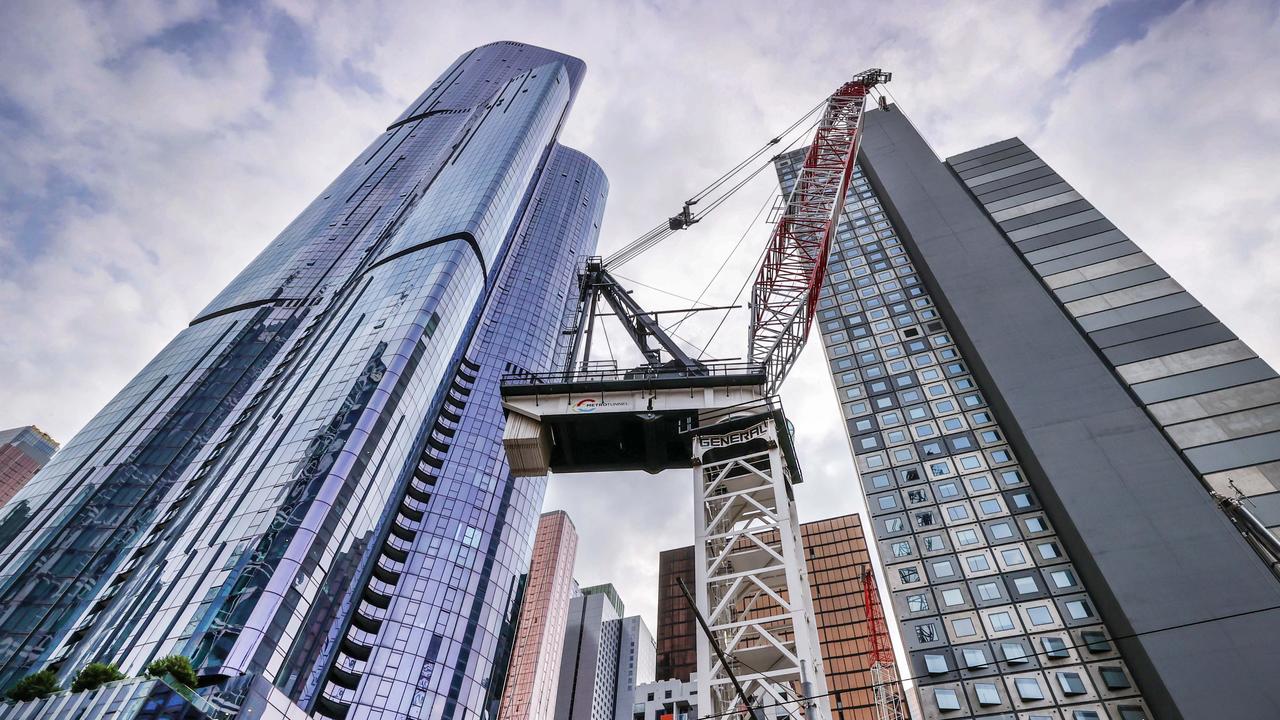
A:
[0,41,607,720]
[786,106,1280,719]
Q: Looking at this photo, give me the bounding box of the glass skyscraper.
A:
[0,41,607,720]
[785,106,1280,719]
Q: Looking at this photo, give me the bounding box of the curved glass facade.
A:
[0,41,606,720]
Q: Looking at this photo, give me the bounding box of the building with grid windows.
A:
[554,585,655,720]
[0,41,606,720]
[779,106,1280,719]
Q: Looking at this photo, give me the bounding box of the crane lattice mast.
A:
[862,567,908,720]
[750,69,890,392]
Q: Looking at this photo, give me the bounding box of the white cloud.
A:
[1,0,1276,631]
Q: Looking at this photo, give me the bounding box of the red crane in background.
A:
[862,568,908,720]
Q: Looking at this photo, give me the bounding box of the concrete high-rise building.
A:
[778,106,1280,719]
[0,41,606,720]
[499,511,579,720]
[0,426,57,508]
[655,514,892,719]
[629,677,697,720]
[555,585,655,720]
[612,616,655,720]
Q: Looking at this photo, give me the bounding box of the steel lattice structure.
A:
[750,69,890,393]
[862,568,907,720]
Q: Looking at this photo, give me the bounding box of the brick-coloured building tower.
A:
[499,511,580,720]
[0,426,57,507]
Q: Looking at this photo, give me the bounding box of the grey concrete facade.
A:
[856,106,1280,718]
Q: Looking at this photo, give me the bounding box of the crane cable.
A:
[603,94,830,269]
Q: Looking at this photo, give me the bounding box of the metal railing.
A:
[500,361,766,388]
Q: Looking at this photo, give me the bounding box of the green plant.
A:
[145,655,198,689]
[5,669,61,702]
[70,662,124,693]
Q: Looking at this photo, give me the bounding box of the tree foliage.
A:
[71,662,125,692]
[145,655,198,688]
[5,669,61,702]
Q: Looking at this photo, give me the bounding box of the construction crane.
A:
[501,69,896,720]
[862,568,908,720]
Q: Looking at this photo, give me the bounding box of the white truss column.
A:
[691,416,829,720]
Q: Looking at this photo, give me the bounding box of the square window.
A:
[1001,548,1026,566]
[929,463,949,477]
[1073,712,1101,720]
[991,449,1011,463]
[989,611,1015,632]
[878,495,898,510]
[1066,600,1093,620]
[953,436,974,450]
[951,617,977,637]
[885,518,904,532]
[960,456,982,470]
[924,654,948,674]
[1000,469,1022,485]
[870,473,891,488]
[976,582,1001,601]
[1027,605,1054,626]
[1011,492,1033,509]
[963,648,987,669]
[892,541,913,558]
[1037,542,1061,560]
[907,489,928,504]
[969,475,992,491]
[956,529,979,546]
[916,511,937,528]
[1014,577,1039,594]
[941,588,964,607]
[894,448,914,462]
[966,555,990,572]
[1000,642,1027,663]
[947,506,969,521]
[978,498,1001,514]
[1049,568,1080,586]
[1015,677,1045,701]
[938,482,959,498]
[1118,706,1147,720]
[934,688,961,711]
[1057,672,1087,695]
[907,593,930,612]
[990,522,1013,540]
[974,682,1001,706]
[942,417,964,431]
[923,535,945,552]
[916,623,938,643]
[1100,666,1131,690]
[1042,636,1070,658]
[932,560,955,578]
[899,567,920,584]
[1082,630,1110,653]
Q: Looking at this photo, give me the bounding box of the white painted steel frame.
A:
[691,418,828,720]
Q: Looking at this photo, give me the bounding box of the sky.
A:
[1,0,1278,631]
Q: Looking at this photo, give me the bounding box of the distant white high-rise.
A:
[554,585,655,720]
